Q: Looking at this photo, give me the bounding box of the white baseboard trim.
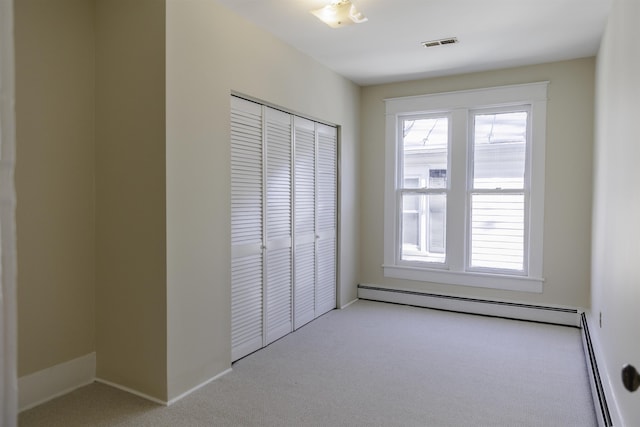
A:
[358,284,581,327]
[96,368,233,407]
[340,298,358,310]
[580,312,622,427]
[94,377,167,406]
[18,352,234,411]
[19,352,96,412]
[167,368,232,405]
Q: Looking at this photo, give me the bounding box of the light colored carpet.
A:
[20,300,597,426]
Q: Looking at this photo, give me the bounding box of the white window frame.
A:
[383,82,547,293]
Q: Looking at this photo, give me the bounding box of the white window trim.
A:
[383,82,547,293]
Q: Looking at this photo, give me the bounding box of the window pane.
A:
[401,193,446,263]
[402,117,448,189]
[470,194,524,271]
[473,112,527,189]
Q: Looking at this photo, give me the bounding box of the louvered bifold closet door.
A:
[264,107,293,345]
[316,124,337,316]
[293,117,316,330]
[231,97,264,361]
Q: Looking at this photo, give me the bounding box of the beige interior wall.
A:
[165,0,360,399]
[14,0,358,402]
[95,0,167,400]
[360,58,595,308]
[15,0,96,377]
[592,0,640,424]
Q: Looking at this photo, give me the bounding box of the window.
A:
[383,83,547,292]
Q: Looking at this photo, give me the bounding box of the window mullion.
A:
[447,108,468,272]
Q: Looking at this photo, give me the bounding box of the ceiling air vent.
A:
[421,37,458,48]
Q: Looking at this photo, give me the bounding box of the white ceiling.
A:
[215,0,612,86]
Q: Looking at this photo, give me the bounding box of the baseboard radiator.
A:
[580,313,613,427]
[357,285,580,326]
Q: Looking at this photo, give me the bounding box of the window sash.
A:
[467,191,529,275]
[397,189,448,267]
[398,113,451,190]
[468,106,531,191]
[396,113,450,268]
[466,106,532,275]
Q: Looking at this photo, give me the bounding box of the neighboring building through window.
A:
[383,83,548,292]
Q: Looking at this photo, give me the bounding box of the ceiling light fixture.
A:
[311,1,368,29]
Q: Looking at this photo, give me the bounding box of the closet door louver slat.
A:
[231,97,264,361]
[231,254,263,360]
[264,107,293,345]
[316,124,337,317]
[294,117,316,329]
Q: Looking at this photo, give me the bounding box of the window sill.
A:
[382,264,543,293]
